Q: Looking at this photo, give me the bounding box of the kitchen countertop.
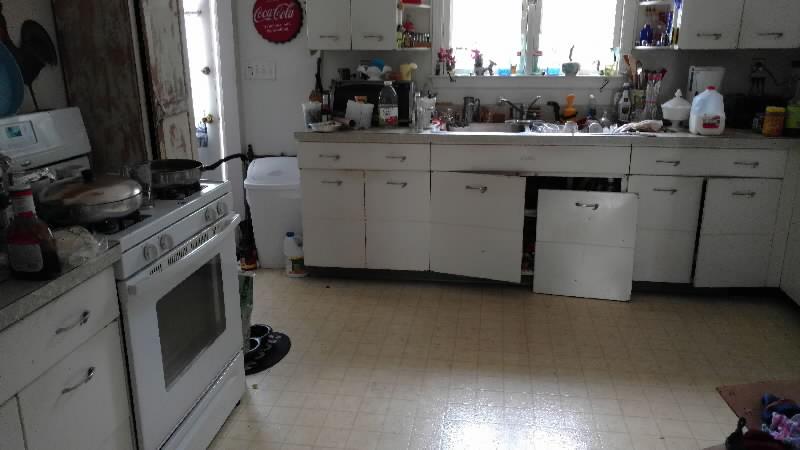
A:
[295,128,800,150]
[0,244,121,332]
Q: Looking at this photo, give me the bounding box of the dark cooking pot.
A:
[149,154,250,190]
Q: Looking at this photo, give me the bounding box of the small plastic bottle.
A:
[283,232,307,278]
[378,81,399,128]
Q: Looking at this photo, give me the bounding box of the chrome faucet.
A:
[498,96,543,120]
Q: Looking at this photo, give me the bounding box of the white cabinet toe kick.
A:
[297,141,799,303]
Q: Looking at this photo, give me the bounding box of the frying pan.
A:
[149,154,248,190]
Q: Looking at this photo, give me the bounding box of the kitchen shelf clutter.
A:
[634,0,800,50]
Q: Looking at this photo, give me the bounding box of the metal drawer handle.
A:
[466,185,488,193]
[576,202,600,210]
[363,34,384,41]
[733,191,757,198]
[55,310,90,335]
[757,32,784,38]
[386,181,408,188]
[656,160,681,166]
[653,188,678,195]
[319,34,340,41]
[319,154,341,160]
[697,33,723,40]
[734,161,760,168]
[386,155,407,162]
[321,180,343,186]
[61,367,95,395]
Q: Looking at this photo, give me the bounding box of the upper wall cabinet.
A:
[678,0,745,49]
[351,0,399,50]
[738,0,800,49]
[307,0,399,50]
[307,0,352,50]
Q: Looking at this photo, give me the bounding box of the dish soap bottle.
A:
[378,81,399,128]
[6,184,61,280]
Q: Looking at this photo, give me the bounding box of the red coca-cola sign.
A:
[252,0,303,43]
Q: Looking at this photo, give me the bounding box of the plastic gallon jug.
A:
[283,232,307,278]
[689,86,725,135]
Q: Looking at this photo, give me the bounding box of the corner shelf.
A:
[402,3,432,9]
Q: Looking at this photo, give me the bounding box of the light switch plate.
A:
[245,62,276,80]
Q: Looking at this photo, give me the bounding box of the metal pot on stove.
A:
[37,170,143,225]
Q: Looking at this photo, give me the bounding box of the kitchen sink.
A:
[449,122,532,133]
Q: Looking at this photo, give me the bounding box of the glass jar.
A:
[762,106,786,137]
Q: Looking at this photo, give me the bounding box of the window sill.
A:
[428,75,623,89]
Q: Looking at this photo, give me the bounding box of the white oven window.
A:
[156,254,227,389]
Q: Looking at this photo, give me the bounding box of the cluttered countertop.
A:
[295,127,800,150]
[0,243,121,332]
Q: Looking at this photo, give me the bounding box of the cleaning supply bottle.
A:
[587,94,597,120]
[617,83,632,123]
[563,94,577,120]
[689,86,726,136]
[283,232,307,278]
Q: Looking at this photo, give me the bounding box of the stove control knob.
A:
[143,244,158,262]
[159,234,173,251]
[216,202,227,216]
[205,207,216,223]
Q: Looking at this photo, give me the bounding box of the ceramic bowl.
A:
[562,62,581,76]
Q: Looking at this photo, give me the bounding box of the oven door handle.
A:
[122,214,241,298]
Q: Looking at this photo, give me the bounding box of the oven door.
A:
[118,214,242,450]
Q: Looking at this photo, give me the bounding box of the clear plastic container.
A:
[283,232,307,278]
[378,81,399,128]
[689,86,726,136]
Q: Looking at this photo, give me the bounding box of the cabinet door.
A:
[19,322,133,450]
[628,176,703,283]
[695,178,782,287]
[303,219,366,268]
[739,0,800,49]
[430,172,525,282]
[0,397,24,450]
[678,0,745,49]
[782,223,800,306]
[351,0,398,50]
[306,0,351,50]
[301,170,364,220]
[535,190,638,301]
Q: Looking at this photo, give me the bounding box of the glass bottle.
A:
[6,185,61,280]
[378,81,399,128]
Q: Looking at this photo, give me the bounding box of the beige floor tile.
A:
[235,270,800,450]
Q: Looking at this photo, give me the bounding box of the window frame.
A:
[433,0,635,79]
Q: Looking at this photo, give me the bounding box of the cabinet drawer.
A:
[366,171,430,221]
[536,190,638,247]
[431,172,525,230]
[634,230,697,283]
[303,219,365,268]
[19,322,133,450]
[534,242,634,301]
[0,267,118,405]
[695,234,772,287]
[430,224,522,283]
[431,144,630,175]
[628,176,703,231]
[700,179,781,235]
[301,170,364,220]
[298,143,430,170]
[366,221,430,271]
[631,148,787,178]
[0,397,24,450]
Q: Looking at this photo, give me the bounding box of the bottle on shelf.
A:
[6,184,61,280]
[617,83,632,123]
[378,81,399,128]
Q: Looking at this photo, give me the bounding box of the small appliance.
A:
[331,80,416,127]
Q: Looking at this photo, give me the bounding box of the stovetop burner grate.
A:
[153,182,203,200]
[86,211,150,235]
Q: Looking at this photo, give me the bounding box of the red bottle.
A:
[6,186,61,280]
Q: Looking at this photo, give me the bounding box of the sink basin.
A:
[451,122,531,133]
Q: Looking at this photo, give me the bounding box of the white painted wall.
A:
[233,0,317,156]
[2,0,67,114]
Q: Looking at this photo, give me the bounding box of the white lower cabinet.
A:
[0,397,24,450]
[429,172,525,283]
[303,219,366,268]
[367,221,429,271]
[534,190,638,301]
[782,222,800,305]
[18,321,133,450]
[695,178,782,287]
[628,176,704,283]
